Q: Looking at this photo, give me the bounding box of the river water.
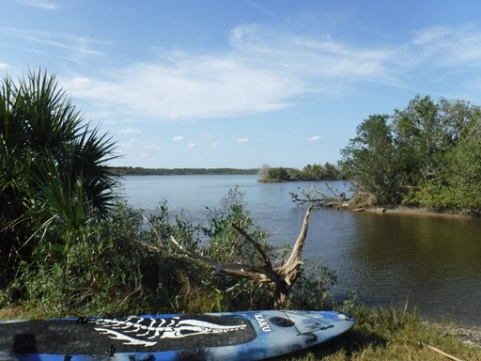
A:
[116,175,481,327]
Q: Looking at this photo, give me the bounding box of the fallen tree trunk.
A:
[170,206,313,309]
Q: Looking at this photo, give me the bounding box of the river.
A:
[116,174,481,327]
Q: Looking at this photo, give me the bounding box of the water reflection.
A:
[321,212,481,326]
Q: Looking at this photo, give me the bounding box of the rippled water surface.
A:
[118,175,481,326]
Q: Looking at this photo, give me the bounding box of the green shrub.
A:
[4,189,337,318]
[6,202,154,316]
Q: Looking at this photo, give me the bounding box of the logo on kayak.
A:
[93,316,247,347]
[254,314,272,332]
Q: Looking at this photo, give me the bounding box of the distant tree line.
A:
[258,162,343,182]
[340,95,481,214]
[109,166,259,176]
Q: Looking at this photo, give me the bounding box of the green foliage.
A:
[201,186,271,264]
[0,69,337,316]
[412,114,481,213]
[0,70,118,288]
[341,95,481,213]
[287,259,337,310]
[340,114,401,204]
[141,186,337,313]
[5,202,151,316]
[392,96,464,193]
[142,186,279,311]
[258,162,343,183]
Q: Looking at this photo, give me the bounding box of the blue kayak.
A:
[0,310,354,360]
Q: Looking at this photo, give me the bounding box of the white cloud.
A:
[411,25,481,67]
[169,113,181,120]
[211,142,220,151]
[188,143,198,149]
[119,128,141,135]
[119,141,134,149]
[308,136,321,142]
[230,24,397,81]
[68,57,300,121]
[144,144,160,150]
[237,138,250,144]
[2,27,105,63]
[173,136,186,142]
[68,76,92,90]
[15,0,57,10]
[59,24,481,123]
[244,0,277,17]
[0,63,11,71]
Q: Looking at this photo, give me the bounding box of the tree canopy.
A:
[340,95,481,214]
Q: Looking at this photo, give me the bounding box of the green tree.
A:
[392,96,478,206]
[392,96,473,196]
[310,164,324,180]
[340,114,401,204]
[0,70,117,286]
[415,111,481,213]
[267,167,290,182]
[393,96,441,188]
[323,162,340,180]
[341,95,481,209]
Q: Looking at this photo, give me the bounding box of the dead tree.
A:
[170,206,313,309]
[290,183,347,208]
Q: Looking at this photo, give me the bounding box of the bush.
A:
[6,202,153,316]
[4,189,337,317]
[287,259,337,310]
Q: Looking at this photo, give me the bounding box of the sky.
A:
[2,0,481,169]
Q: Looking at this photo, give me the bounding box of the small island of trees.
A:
[258,162,343,182]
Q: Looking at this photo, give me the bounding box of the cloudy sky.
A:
[2,0,481,168]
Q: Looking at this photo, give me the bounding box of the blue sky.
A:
[2,0,481,169]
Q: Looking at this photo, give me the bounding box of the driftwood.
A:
[170,206,313,309]
[421,343,465,361]
[290,184,347,209]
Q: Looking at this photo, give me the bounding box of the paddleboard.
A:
[0,310,354,360]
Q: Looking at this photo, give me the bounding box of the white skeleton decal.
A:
[93,316,247,347]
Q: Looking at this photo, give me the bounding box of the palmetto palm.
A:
[0,70,118,280]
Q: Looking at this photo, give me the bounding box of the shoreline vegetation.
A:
[111,166,481,220]
[2,72,480,359]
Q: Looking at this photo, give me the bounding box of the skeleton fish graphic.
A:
[93,316,248,347]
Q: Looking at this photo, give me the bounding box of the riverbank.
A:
[441,323,481,348]
[363,205,481,219]
[345,191,481,219]
[280,307,481,361]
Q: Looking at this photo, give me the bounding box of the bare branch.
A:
[232,223,272,269]
[170,236,277,282]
